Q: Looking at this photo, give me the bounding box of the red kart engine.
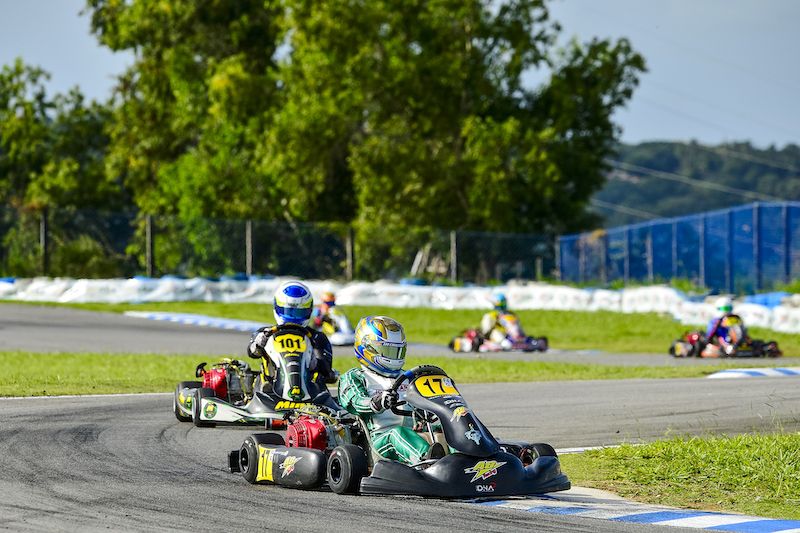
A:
[202,367,228,400]
[686,331,702,345]
[285,416,328,451]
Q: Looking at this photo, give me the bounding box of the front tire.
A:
[327,444,368,495]
[174,381,201,422]
[192,387,217,428]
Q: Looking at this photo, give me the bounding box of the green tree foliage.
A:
[596,141,800,227]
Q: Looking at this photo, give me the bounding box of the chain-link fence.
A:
[558,202,800,293]
[0,206,554,283]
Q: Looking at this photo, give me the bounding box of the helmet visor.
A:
[275,304,313,321]
[367,340,406,361]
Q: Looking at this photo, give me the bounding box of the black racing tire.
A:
[239,435,261,484]
[192,387,217,428]
[530,443,558,458]
[174,381,201,422]
[327,444,368,495]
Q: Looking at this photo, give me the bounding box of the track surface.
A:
[1,304,798,532]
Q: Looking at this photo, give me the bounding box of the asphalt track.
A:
[1,304,799,532]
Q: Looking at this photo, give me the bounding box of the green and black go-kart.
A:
[228,365,569,498]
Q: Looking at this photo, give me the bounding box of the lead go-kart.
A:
[669,314,781,358]
[173,324,340,427]
[450,313,547,353]
[228,365,569,498]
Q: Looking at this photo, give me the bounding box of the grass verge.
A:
[0,351,721,397]
[560,433,800,520]
[8,301,800,355]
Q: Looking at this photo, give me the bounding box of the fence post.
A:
[601,232,608,284]
[699,215,706,289]
[753,202,761,291]
[555,237,562,281]
[449,230,457,284]
[40,207,49,276]
[578,237,586,283]
[145,214,155,278]
[646,224,654,283]
[727,209,734,294]
[245,220,253,277]
[623,228,630,284]
[784,203,792,285]
[345,226,354,281]
[671,220,678,279]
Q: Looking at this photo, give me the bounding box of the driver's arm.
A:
[247,326,276,359]
[337,369,374,415]
[310,330,337,382]
[480,312,495,336]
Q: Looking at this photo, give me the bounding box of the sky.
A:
[0,0,797,149]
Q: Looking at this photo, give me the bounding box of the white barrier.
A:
[1,277,796,332]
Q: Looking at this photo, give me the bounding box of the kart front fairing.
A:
[359,367,569,497]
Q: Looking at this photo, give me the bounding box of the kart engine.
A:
[285,416,329,451]
[202,367,228,400]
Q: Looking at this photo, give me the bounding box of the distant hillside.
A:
[593,141,800,227]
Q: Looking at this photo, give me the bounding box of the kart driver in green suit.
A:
[338,316,444,465]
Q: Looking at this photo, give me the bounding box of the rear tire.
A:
[174,381,201,422]
[530,443,558,458]
[327,444,368,495]
[192,387,217,428]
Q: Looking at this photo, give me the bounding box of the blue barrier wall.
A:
[558,202,800,293]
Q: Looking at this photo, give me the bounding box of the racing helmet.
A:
[493,293,508,311]
[716,296,733,314]
[354,316,407,377]
[273,281,314,326]
[321,291,336,307]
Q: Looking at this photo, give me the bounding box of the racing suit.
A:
[338,367,430,465]
[247,325,337,388]
[706,313,743,353]
[310,304,333,330]
[480,310,519,346]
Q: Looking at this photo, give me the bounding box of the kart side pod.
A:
[229,433,327,489]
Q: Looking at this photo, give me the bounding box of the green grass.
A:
[19,300,800,356]
[0,351,724,397]
[561,433,800,520]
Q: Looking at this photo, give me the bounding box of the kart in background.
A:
[314,307,355,346]
[228,365,569,498]
[449,314,547,353]
[669,315,781,358]
[174,324,340,428]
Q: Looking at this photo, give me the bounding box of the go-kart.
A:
[228,365,569,498]
[174,324,340,427]
[450,314,547,353]
[313,307,355,346]
[669,315,781,358]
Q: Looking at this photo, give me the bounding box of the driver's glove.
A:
[724,344,735,355]
[370,390,398,412]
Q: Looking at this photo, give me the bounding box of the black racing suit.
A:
[247,324,337,392]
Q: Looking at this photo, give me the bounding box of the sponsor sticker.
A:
[203,401,218,419]
[475,482,496,493]
[450,406,469,422]
[275,400,309,410]
[280,456,302,478]
[464,424,481,445]
[464,460,507,483]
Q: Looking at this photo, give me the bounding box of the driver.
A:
[480,293,517,349]
[338,316,444,465]
[705,296,744,355]
[310,291,337,330]
[247,280,338,388]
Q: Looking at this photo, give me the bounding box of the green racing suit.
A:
[338,367,430,465]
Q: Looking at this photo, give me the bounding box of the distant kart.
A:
[228,365,569,498]
[315,307,355,346]
[173,324,340,427]
[669,315,781,358]
[449,314,547,353]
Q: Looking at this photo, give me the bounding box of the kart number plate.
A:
[274,333,307,354]
[414,375,459,398]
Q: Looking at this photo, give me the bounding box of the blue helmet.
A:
[493,293,508,311]
[273,281,313,326]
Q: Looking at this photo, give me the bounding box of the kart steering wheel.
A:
[387,365,449,416]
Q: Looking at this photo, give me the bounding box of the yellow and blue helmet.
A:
[493,293,508,311]
[354,316,407,377]
[273,281,313,326]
